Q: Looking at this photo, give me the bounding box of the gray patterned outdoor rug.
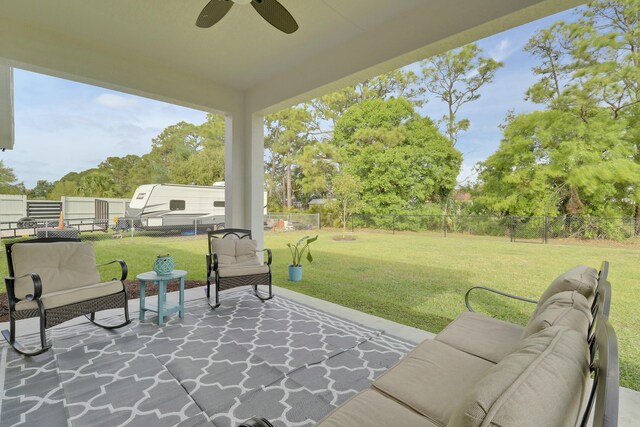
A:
[0,289,415,427]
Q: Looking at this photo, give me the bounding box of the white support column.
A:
[224,109,265,250]
[0,66,14,150]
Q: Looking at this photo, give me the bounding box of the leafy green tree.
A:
[97,155,142,197]
[311,69,424,129]
[474,109,640,217]
[265,106,314,209]
[522,0,640,226]
[331,172,363,235]
[0,160,25,194]
[27,180,55,199]
[421,43,503,147]
[333,98,461,216]
[76,171,116,197]
[49,172,82,200]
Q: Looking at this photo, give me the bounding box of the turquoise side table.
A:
[137,270,187,326]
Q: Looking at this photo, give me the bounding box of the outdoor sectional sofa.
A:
[316,263,618,427]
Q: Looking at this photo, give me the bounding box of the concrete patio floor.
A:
[0,286,638,426]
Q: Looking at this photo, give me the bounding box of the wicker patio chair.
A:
[206,228,273,309]
[2,238,130,356]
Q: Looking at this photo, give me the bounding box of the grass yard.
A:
[1,230,638,390]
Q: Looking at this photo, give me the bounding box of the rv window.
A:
[170,200,186,211]
[214,201,225,208]
[136,193,146,200]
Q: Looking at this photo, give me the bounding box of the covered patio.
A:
[1,1,639,426]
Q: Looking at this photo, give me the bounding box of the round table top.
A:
[136,270,188,281]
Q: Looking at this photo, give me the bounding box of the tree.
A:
[0,161,25,195]
[474,109,640,217]
[265,106,314,209]
[331,172,363,235]
[333,98,461,216]
[311,69,425,129]
[76,171,116,197]
[421,43,503,147]
[97,155,142,197]
[523,0,640,226]
[27,180,55,199]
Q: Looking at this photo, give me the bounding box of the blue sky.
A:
[2,6,581,189]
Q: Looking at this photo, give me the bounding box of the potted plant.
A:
[287,235,318,281]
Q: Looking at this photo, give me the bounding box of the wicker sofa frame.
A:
[2,238,130,356]
[206,228,273,309]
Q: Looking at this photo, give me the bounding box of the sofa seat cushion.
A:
[372,339,494,426]
[522,291,592,339]
[316,389,439,427]
[217,264,269,278]
[435,312,524,364]
[15,280,123,311]
[11,242,102,299]
[537,265,597,310]
[448,327,589,427]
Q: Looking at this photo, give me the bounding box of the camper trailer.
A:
[122,182,266,231]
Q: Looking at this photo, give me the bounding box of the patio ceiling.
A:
[0,0,584,115]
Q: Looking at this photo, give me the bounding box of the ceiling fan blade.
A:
[251,0,298,34]
[196,0,233,28]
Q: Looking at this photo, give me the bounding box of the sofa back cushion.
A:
[522,291,592,339]
[11,242,101,299]
[536,265,597,310]
[447,327,588,427]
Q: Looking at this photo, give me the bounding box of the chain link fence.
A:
[351,214,640,242]
[265,213,320,232]
[0,213,321,243]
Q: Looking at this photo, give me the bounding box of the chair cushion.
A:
[448,327,588,427]
[217,264,269,278]
[15,280,123,311]
[316,389,439,427]
[435,312,524,364]
[521,291,592,339]
[211,238,237,265]
[235,239,260,265]
[11,242,101,299]
[537,265,597,310]
[372,339,494,426]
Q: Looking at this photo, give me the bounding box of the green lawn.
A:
[1,230,638,390]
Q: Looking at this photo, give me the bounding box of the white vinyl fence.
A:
[62,196,129,226]
[0,194,27,222]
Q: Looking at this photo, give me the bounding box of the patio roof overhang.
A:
[0,0,584,243]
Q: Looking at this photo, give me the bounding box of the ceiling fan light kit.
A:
[196,0,299,34]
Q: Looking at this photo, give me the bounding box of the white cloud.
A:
[95,93,138,109]
[489,39,518,62]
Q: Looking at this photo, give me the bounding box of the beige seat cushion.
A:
[448,327,588,427]
[15,280,123,311]
[11,242,102,299]
[537,265,597,310]
[372,339,494,426]
[522,291,592,339]
[435,312,524,364]
[217,264,269,278]
[316,389,439,427]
